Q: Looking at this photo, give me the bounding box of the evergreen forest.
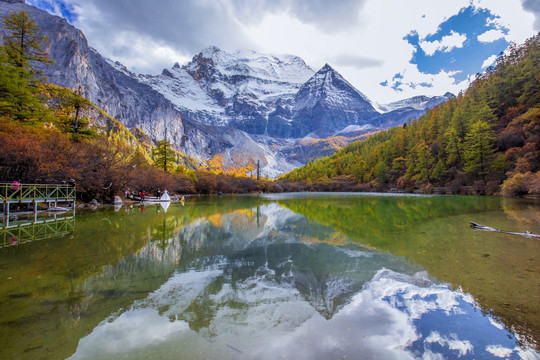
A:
[1,9,539,200]
[0,10,286,201]
[281,33,540,197]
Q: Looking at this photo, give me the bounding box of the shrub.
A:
[501,172,531,197]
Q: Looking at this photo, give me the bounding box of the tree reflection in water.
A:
[0,194,539,360]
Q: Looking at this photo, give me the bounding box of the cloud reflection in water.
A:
[69,264,535,360]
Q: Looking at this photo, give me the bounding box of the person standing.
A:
[10,180,20,191]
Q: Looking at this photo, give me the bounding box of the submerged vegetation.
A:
[282,33,540,197]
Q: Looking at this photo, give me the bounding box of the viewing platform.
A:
[1,183,76,216]
[1,214,75,248]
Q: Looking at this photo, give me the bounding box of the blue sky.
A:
[26,0,539,103]
[27,0,76,22]
[386,5,511,92]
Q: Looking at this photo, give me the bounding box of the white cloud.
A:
[29,0,537,103]
[425,332,474,356]
[481,54,498,68]
[419,31,468,56]
[485,344,514,358]
[474,0,536,41]
[477,29,507,43]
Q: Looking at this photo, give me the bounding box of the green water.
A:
[0,193,539,359]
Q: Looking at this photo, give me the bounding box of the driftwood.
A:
[470,222,540,239]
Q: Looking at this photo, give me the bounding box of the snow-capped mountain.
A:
[140,46,314,135]
[287,64,379,138]
[142,49,449,142]
[372,92,455,129]
[142,57,380,139]
[376,92,454,113]
[0,1,454,177]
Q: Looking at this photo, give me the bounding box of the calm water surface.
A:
[0,193,539,360]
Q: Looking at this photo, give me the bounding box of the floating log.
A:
[470,222,540,239]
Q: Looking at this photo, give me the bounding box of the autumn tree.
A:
[207,153,224,173]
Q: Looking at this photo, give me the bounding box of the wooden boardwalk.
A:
[1,183,76,216]
[1,214,75,248]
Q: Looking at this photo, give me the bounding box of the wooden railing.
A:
[0,216,75,248]
[0,183,76,204]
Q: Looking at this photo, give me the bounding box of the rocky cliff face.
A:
[287,64,379,138]
[140,46,315,136]
[0,2,454,177]
[0,1,185,146]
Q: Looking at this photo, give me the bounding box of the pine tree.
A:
[152,139,176,172]
[0,10,52,121]
[463,120,497,175]
[2,10,51,76]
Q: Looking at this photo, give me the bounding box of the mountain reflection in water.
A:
[64,201,539,360]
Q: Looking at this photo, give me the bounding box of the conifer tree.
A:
[463,120,497,175]
[2,10,51,76]
[152,139,176,172]
[0,10,51,121]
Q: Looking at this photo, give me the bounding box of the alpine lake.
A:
[1,193,539,360]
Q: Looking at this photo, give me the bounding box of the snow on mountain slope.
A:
[377,92,454,113]
[336,124,374,135]
[140,64,223,113]
[293,64,375,112]
[289,64,379,138]
[188,46,314,85]
[140,46,315,129]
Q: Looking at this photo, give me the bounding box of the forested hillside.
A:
[0,11,215,200]
[0,11,292,200]
[282,33,540,197]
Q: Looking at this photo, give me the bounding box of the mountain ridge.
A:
[0,1,454,177]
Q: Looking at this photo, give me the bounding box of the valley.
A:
[0,0,452,177]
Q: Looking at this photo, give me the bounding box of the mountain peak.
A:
[291,62,377,137]
[199,45,222,58]
[298,63,371,106]
[320,63,334,72]
[184,46,314,86]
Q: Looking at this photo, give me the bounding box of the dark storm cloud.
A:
[72,0,252,56]
[72,0,370,57]
[522,0,540,30]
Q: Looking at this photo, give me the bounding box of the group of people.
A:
[124,189,164,201]
[124,189,146,200]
